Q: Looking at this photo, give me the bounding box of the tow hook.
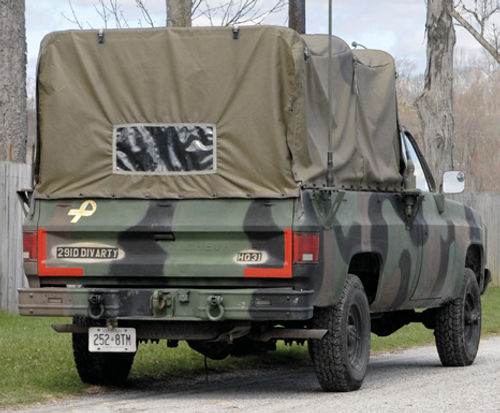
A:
[151,290,165,315]
[88,294,105,319]
[206,295,225,321]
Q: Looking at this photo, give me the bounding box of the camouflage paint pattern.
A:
[20,187,486,326]
[30,198,294,279]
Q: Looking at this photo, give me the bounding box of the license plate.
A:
[88,327,136,353]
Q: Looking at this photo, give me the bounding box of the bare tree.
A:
[416,0,456,183]
[453,0,500,63]
[289,0,305,34]
[0,0,27,163]
[194,0,286,26]
[452,53,500,191]
[167,0,192,26]
[65,0,155,29]
[395,58,420,108]
[65,0,286,29]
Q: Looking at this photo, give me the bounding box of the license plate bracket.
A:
[88,327,136,353]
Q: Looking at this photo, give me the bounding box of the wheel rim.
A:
[463,287,481,355]
[347,303,363,368]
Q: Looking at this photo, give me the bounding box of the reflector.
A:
[293,233,319,264]
[23,231,38,261]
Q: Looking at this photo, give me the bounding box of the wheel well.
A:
[348,253,381,304]
[465,245,482,285]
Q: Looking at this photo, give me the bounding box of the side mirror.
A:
[442,171,465,194]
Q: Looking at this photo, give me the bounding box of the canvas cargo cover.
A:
[302,35,403,191]
[35,26,403,199]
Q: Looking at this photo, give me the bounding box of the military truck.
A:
[18,26,490,392]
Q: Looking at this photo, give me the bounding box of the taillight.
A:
[23,231,38,261]
[293,232,319,264]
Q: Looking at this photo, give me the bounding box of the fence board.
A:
[451,192,500,287]
[0,162,31,313]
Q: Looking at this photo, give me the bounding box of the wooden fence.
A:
[0,162,31,313]
[0,166,498,313]
[451,192,500,287]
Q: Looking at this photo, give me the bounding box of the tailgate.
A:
[32,199,294,280]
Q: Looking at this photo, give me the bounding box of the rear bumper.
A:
[18,287,314,321]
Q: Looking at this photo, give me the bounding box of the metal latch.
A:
[232,26,239,40]
[97,28,105,44]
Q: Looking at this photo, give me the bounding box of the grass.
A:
[1,286,499,407]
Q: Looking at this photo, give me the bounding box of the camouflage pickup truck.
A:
[19,26,490,392]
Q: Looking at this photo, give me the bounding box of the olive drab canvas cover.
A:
[302,35,403,191]
[35,26,403,199]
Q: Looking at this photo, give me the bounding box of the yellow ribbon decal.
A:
[68,200,97,224]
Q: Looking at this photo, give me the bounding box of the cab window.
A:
[400,132,432,192]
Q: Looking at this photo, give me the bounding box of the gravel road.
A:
[4,336,500,413]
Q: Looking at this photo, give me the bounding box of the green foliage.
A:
[1,287,499,407]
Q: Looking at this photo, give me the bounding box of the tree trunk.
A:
[415,0,455,185]
[289,0,306,34]
[166,0,192,27]
[0,0,27,163]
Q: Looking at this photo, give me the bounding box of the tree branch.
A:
[62,0,84,30]
[65,0,286,30]
[452,7,500,63]
[136,0,155,27]
[455,0,500,36]
[191,0,203,17]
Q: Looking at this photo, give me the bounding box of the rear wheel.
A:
[434,268,481,366]
[309,274,371,392]
[72,317,136,386]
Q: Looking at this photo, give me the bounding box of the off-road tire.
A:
[434,268,481,366]
[72,317,136,386]
[309,274,371,392]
